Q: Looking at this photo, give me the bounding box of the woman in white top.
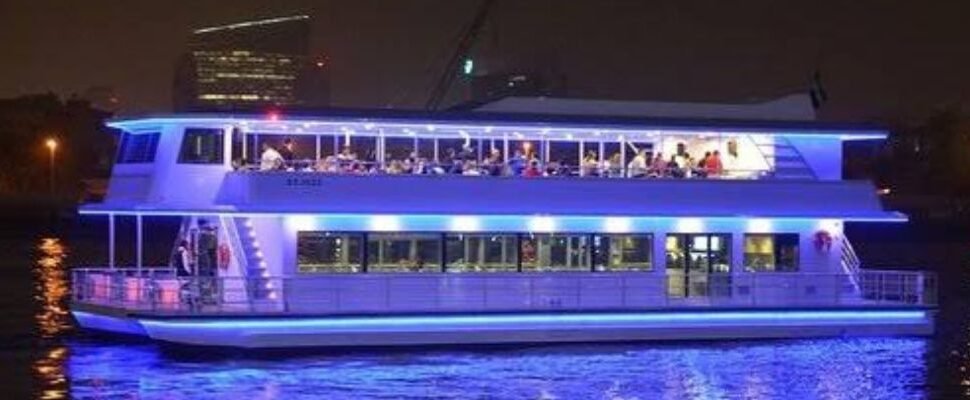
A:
[627,149,648,178]
[259,143,284,171]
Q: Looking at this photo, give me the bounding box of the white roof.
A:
[473,94,817,122]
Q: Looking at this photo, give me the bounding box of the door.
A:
[666,234,731,297]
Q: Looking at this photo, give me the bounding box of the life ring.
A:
[814,230,833,252]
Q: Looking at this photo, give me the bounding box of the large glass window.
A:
[179,128,224,164]
[297,232,363,273]
[117,132,160,164]
[367,233,441,273]
[521,234,592,272]
[594,234,652,271]
[445,234,518,272]
[665,234,731,274]
[744,234,799,272]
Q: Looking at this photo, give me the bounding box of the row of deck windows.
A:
[296,232,799,274]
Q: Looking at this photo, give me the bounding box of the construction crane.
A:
[424,0,495,111]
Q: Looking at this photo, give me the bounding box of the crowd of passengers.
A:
[251,138,727,178]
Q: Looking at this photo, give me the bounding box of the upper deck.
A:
[89,108,893,219]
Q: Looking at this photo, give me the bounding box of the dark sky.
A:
[1,0,968,122]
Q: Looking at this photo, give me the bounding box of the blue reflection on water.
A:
[66,338,929,400]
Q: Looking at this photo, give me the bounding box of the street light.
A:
[45,138,57,196]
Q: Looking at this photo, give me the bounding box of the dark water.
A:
[3,218,970,399]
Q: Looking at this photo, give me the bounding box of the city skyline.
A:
[1,1,969,122]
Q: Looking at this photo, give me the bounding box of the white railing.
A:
[72,269,936,316]
[841,235,863,291]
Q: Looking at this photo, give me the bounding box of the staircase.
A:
[840,235,863,294]
[752,136,818,180]
[221,216,274,300]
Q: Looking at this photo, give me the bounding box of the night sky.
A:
[1,0,968,122]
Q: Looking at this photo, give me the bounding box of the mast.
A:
[424,0,496,111]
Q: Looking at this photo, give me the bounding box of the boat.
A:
[71,98,936,348]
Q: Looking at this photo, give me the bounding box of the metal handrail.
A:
[72,268,937,316]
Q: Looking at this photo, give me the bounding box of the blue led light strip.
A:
[133,310,928,331]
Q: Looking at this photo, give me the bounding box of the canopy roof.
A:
[108,107,887,141]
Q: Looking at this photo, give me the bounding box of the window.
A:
[445,234,517,272]
[297,232,363,273]
[744,234,799,272]
[521,234,592,272]
[178,128,224,164]
[367,233,441,273]
[665,234,731,274]
[116,132,160,164]
[594,234,652,271]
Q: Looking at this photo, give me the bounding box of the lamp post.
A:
[45,138,57,196]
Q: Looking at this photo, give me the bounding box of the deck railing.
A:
[71,268,936,316]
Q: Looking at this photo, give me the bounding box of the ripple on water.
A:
[59,337,930,400]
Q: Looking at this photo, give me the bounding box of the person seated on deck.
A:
[337,147,355,168]
[706,150,724,178]
[315,156,339,173]
[683,153,696,178]
[649,152,667,177]
[668,154,684,178]
[523,159,542,177]
[484,148,503,176]
[402,152,418,173]
[386,159,404,174]
[605,153,622,177]
[449,159,465,175]
[463,161,482,176]
[413,158,430,174]
[696,151,711,178]
[259,142,284,171]
[627,149,649,178]
[581,150,599,177]
[508,149,526,176]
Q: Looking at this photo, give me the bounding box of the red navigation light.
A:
[266,110,282,121]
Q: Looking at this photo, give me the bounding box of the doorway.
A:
[665,234,731,297]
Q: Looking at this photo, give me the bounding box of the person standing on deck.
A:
[627,149,649,178]
[278,138,296,169]
[196,220,218,302]
[173,240,192,277]
[259,142,284,171]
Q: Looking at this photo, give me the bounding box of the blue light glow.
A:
[106,116,887,141]
[138,310,928,332]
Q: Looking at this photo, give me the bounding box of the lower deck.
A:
[71,268,936,348]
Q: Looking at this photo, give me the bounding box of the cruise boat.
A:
[71,97,936,348]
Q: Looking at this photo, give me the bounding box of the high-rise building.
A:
[173,15,330,111]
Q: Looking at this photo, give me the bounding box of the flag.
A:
[810,70,828,109]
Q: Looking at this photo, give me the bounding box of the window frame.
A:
[178,128,225,165]
[296,231,365,274]
[743,233,800,272]
[116,131,160,164]
[594,233,654,272]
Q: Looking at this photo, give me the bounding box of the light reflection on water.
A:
[61,338,929,400]
[35,237,70,338]
[34,237,71,400]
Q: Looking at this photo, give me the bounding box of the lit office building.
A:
[173,15,329,111]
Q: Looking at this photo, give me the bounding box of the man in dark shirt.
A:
[278,137,296,168]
